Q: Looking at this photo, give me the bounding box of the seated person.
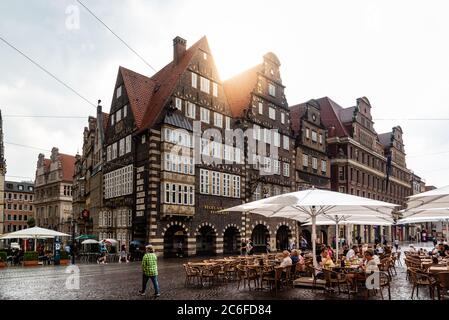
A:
[346,245,358,261]
[319,248,335,269]
[347,249,379,289]
[280,250,292,268]
[290,249,300,265]
[372,253,381,266]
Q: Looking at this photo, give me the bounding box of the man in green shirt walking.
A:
[139,245,160,297]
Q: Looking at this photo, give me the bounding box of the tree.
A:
[27,217,36,228]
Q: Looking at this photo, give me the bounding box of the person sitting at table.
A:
[372,252,381,266]
[279,250,292,268]
[290,249,299,264]
[346,245,358,261]
[361,249,379,273]
[326,245,334,259]
[320,249,335,269]
[409,244,417,253]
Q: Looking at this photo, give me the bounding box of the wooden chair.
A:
[183,264,200,287]
[435,271,449,300]
[378,271,391,300]
[245,266,260,290]
[236,265,248,290]
[322,268,350,298]
[409,267,436,299]
[262,266,284,295]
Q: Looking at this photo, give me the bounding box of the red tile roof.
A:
[139,36,208,131]
[59,153,76,182]
[120,67,156,129]
[314,97,350,137]
[223,65,261,117]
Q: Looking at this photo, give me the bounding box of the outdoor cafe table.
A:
[189,262,217,267]
[429,265,449,274]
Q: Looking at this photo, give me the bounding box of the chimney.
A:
[173,36,187,64]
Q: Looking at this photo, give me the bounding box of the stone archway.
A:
[276,225,292,251]
[196,225,217,256]
[223,226,241,254]
[251,224,270,254]
[163,225,187,258]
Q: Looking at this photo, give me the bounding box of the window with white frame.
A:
[321,160,327,173]
[281,112,285,124]
[268,83,276,96]
[116,85,122,98]
[319,134,323,144]
[104,165,133,199]
[111,114,115,125]
[162,183,195,205]
[214,113,223,128]
[274,159,281,175]
[232,175,241,198]
[234,147,241,164]
[125,135,131,153]
[264,157,272,173]
[119,138,125,157]
[200,76,210,93]
[112,142,118,159]
[191,72,197,88]
[212,82,218,97]
[225,116,231,130]
[201,139,210,156]
[116,210,122,227]
[163,153,194,175]
[306,128,310,139]
[212,171,220,195]
[211,141,222,159]
[253,125,261,140]
[283,162,290,177]
[269,107,276,120]
[312,157,318,170]
[254,184,261,200]
[273,131,280,147]
[200,107,210,123]
[223,174,230,197]
[200,169,209,194]
[123,105,128,118]
[312,130,318,142]
[175,97,182,110]
[107,145,112,162]
[283,135,289,150]
[302,154,308,167]
[258,102,263,115]
[224,144,233,162]
[116,108,122,122]
[264,128,271,144]
[186,102,196,119]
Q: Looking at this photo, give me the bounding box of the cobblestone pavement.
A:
[0,242,439,300]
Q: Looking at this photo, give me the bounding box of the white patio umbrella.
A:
[406,185,449,211]
[81,239,99,245]
[0,227,70,251]
[221,188,397,267]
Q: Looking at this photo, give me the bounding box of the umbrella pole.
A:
[311,212,317,268]
[34,236,37,251]
[335,222,339,260]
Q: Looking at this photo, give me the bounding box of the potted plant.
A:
[23,251,39,267]
[59,251,70,265]
[0,251,7,268]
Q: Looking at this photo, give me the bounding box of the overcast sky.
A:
[1,0,448,187]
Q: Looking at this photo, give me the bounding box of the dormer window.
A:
[268,83,276,97]
[116,85,122,98]
[111,114,115,125]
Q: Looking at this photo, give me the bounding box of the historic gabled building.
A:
[3,181,35,233]
[73,103,109,238]
[289,100,331,244]
[290,100,331,191]
[224,52,297,252]
[100,36,297,256]
[34,148,75,234]
[309,96,412,243]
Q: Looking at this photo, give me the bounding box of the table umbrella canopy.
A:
[406,185,449,211]
[81,239,100,245]
[101,239,118,246]
[221,188,397,267]
[398,208,449,223]
[0,226,70,251]
[0,226,70,239]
